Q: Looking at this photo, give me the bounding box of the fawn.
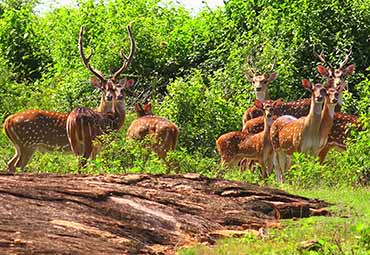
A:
[127,103,179,168]
[216,100,279,178]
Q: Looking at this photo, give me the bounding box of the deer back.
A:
[327,113,361,147]
[216,131,254,167]
[127,106,179,158]
[242,98,311,134]
[3,110,70,151]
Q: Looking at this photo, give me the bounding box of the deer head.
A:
[316,50,355,89]
[302,79,327,105]
[326,81,345,106]
[253,99,279,127]
[245,54,277,101]
[79,25,136,114]
[134,103,153,117]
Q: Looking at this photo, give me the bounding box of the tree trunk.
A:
[0,173,329,254]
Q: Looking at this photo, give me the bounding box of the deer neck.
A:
[319,101,336,147]
[304,96,323,134]
[256,90,268,101]
[263,117,272,142]
[331,77,345,110]
[112,100,126,130]
[337,93,344,109]
[95,96,113,113]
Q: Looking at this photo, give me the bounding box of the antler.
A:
[245,55,257,78]
[269,57,277,72]
[314,51,333,69]
[79,26,106,83]
[112,25,136,82]
[339,48,352,69]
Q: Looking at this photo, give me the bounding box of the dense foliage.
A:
[0,0,369,187]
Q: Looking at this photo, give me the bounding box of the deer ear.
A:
[91,77,103,89]
[337,81,347,92]
[120,78,135,89]
[134,103,142,113]
[254,99,263,109]
[269,72,278,82]
[144,103,152,113]
[245,70,254,82]
[344,64,355,76]
[273,99,282,107]
[317,65,330,77]
[302,79,312,91]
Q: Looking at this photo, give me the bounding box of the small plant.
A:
[352,222,370,250]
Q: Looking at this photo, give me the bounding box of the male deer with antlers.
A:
[315,50,355,111]
[127,103,179,169]
[270,80,327,182]
[217,100,279,178]
[66,25,135,169]
[2,27,130,173]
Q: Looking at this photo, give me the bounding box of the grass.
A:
[178,186,370,255]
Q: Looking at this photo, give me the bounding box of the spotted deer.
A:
[242,56,278,122]
[315,50,359,162]
[127,103,179,166]
[66,25,135,169]
[318,83,344,151]
[243,60,355,135]
[243,51,355,128]
[316,50,355,111]
[270,80,327,182]
[2,30,125,173]
[318,113,362,163]
[216,100,279,178]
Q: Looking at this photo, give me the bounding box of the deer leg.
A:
[240,159,257,173]
[164,158,172,174]
[6,146,21,173]
[275,151,286,183]
[239,159,247,172]
[15,147,35,172]
[220,157,228,168]
[259,163,267,179]
[265,157,274,177]
[6,155,19,173]
[80,144,93,170]
[91,143,101,160]
[221,158,238,169]
[285,155,292,170]
[318,145,331,164]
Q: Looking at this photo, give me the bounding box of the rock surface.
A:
[0,173,329,254]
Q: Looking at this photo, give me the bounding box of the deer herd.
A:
[2,25,363,182]
[217,50,361,182]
